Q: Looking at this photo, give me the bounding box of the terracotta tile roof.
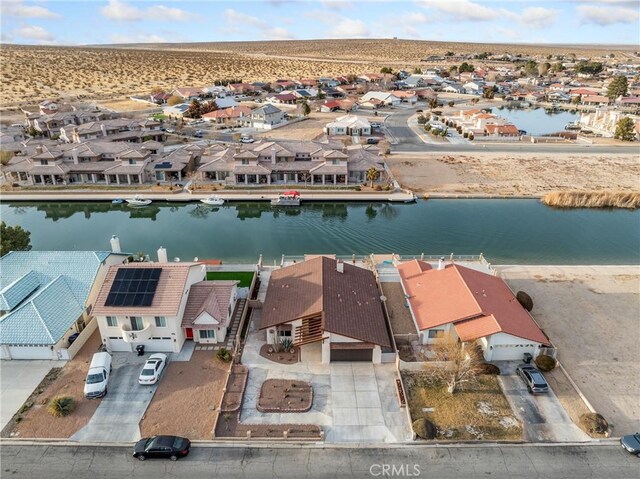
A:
[398,261,549,345]
[260,257,390,347]
[582,95,609,103]
[182,280,237,327]
[93,262,202,317]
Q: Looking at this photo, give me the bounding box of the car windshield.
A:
[530,372,546,384]
[141,368,155,376]
[86,373,104,384]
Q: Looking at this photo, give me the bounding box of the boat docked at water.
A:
[271,190,301,206]
[200,195,225,206]
[565,121,581,130]
[112,198,124,204]
[126,195,152,206]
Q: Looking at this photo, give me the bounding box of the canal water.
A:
[491,107,580,135]
[1,200,638,264]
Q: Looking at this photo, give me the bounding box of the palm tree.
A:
[366,167,379,187]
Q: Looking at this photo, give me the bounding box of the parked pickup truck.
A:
[84,352,112,398]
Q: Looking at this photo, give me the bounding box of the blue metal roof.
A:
[0,251,114,345]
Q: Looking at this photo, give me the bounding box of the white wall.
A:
[484,332,541,361]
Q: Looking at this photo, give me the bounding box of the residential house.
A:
[485,124,520,137]
[260,256,391,363]
[27,110,114,138]
[202,106,252,127]
[324,115,371,136]
[59,118,163,144]
[292,89,318,100]
[213,97,239,109]
[93,259,214,353]
[228,83,257,95]
[39,100,58,115]
[441,83,465,94]
[170,87,203,101]
[163,103,190,118]
[182,280,239,345]
[360,91,400,106]
[547,91,571,103]
[150,92,172,104]
[265,93,298,105]
[194,139,386,186]
[0,250,127,360]
[616,96,640,114]
[463,81,484,95]
[251,104,286,130]
[397,260,550,361]
[391,90,418,104]
[582,95,610,107]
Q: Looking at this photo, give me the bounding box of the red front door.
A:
[185,328,193,340]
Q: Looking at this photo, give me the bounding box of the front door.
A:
[185,328,193,340]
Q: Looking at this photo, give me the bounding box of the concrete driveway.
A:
[71,353,159,442]
[241,317,412,444]
[497,362,590,442]
[0,360,62,429]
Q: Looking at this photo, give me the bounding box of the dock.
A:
[0,190,417,203]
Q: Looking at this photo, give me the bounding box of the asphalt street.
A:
[1,443,638,479]
[383,107,640,154]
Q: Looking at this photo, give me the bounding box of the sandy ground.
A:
[2,331,104,439]
[96,99,161,112]
[139,350,228,440]
[387,152,640,196]
[497,265,640,436]
[257,111,343,141]
[381,283,417,335]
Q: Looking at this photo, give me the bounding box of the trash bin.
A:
[523,352,533,364]
[136,345,145,356]
[68,332,80,346]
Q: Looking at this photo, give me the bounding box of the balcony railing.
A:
[121,323,152,343]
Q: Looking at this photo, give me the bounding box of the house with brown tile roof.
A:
[182,280,238,345]
[397,260,549,361]
[260,256,391,363]
[93,260,207,353]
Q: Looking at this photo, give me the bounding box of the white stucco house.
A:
[397,260,550,361]
[324,115,372,136]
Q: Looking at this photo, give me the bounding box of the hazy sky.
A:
[1,0,639,46]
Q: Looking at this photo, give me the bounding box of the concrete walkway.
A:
[71,353,158,442]
[497,362,590,442]
[240,316,412,444]
[0,360,63,429]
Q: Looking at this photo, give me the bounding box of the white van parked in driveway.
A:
[84,352,112,398]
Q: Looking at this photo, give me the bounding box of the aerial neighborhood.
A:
[0,36,638,474]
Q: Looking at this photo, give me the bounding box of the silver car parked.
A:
[516,364,549,394]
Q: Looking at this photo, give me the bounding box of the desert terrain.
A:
[1,39,635,108]
[386,152,640,196]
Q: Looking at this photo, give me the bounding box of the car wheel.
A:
[170,455,178,461]
[137,455,146,461]
[636,452,640,458]
[527,386,532,393]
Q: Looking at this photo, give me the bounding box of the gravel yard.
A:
[381,282,417,335]
[139,350,228,440]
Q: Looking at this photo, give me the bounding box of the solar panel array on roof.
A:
[104,268,161,307]
[154,162,172,169]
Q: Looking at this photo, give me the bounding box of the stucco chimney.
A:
[71,147,79,164]
[438,257,445,270]
[35,145,43,154]
[157,246,168,263]
[336,259,344,274]
[100,124,107,137]
[271,146,276,164]
[110,235,121,253]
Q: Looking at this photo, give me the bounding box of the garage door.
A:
[489,344,537,361]
[107,338,131,352]
[330,348,373,362]
[7,346,53,360]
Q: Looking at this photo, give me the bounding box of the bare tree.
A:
[428,333,482,394]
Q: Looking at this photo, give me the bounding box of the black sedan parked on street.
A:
[620,433,640,457]
[133,435,191,461]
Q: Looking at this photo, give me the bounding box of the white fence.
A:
[58,317,98,360]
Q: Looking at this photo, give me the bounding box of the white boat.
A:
[565,121,581,130]
[271,190,301,206]
[126,195,152,206]
[200,195,225,206]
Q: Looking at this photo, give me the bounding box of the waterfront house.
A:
[0,250,127,360]
[260,256,391,363]
[582,95,610,107]
[397,260,550,361]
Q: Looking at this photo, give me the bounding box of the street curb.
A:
[0,438,620,448]
[557,360,597,414]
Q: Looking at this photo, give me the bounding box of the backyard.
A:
[206,271,255,288]
[402,372,522,441]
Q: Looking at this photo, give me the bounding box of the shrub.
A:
[354,186,361,191]
[580,413,608,434]
[280,338,293,352]
[463,132,469,138]
[417,115,426,125]
[477,363,501,375]
[448,101,455,107]
[47,396,76,417]
[516,291,533,311]
[413,418,437,440]
[374,185,382,191]
[468,133,474,141]
[534,354,557,371]
[217,348,232,362]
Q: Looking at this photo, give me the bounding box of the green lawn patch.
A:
[152,113,168,120]
[206,271,254,288]
[402,372,522,441]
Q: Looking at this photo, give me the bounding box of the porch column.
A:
[267,175,271,184]
[178,171,182,181]
[295,173,299,183]
[50,175,56,184]
[116,175,120,185]
[311,175,314,185]
[139,175,143,185]
[105,175,110,185]
[322,175,325,185]
[345,175,348,185]
[333,175,337,185]
[245,175,248,185]
[127,175,131,185]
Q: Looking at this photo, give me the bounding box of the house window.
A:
[39,160,48,165]
[199,330,216,340]
[332,159,339,165]
[428,329,444,339]
[128,159,136,165]
[278,330,292,337]
[106,316,117,327]
[130,316,143,331]
[154,316,167,327]
[241,159,249,165]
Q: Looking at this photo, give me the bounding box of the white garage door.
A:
[7,346,53,360]
[107,338,131,352]
[489,344,537,361]
[145,339,174,352]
